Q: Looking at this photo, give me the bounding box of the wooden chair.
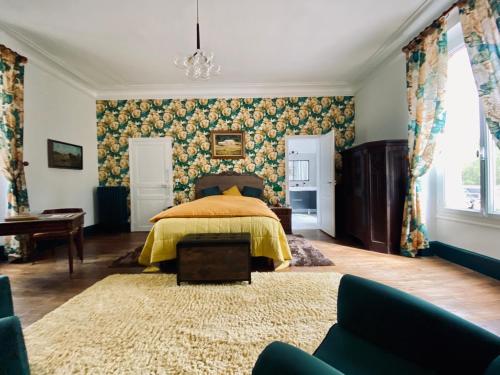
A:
[30,208,84,272]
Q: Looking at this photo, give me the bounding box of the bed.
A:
[138,172,292,270]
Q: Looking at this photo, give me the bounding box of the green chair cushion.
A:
[253,341,344,375]
[0,276,14,318]
[336,275,500,374]
[484,356,500,375]
[0,316,30,375]
[314,325,432,375]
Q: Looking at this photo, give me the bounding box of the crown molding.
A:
[0,23,97,97]
[95,82,354,100]
[0,22,353,100]
[352,0,456,93]
[352,48,404,94]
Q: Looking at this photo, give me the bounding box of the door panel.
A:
[129,138,173,232]
[348,149,368,240]
[319,132,336,237]
[368,147,388,246]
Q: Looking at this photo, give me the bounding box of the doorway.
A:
[285,133,335,236]
[286,136,319,229]
[129,137,174,232]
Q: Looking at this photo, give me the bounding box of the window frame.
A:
[288,160,310,182]
[436,17,500,227]
[485,124,499,215]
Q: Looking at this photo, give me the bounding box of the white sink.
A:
[289,186,317,192]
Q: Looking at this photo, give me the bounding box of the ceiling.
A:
[0,0,452,95]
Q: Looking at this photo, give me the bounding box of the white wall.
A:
[355,51,499,260]
[434,219,499,260]
[1,32,98,227]
[355,53,409,144]
[354,53,435,230]
[23,64,97,225]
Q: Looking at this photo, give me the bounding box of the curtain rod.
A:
[402,1,464,53]
[0,44,28,64]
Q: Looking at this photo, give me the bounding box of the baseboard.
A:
[429,241,500,280]
[417,248,434,257]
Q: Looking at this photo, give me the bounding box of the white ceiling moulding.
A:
[0,23,97,98]
[95,82,354,100]
[352,0,456,93]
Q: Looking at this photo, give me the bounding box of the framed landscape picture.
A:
[47,139,83,170]
[210,131,245,159]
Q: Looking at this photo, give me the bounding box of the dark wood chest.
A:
[176,233,251,285]
[341,140,408,254]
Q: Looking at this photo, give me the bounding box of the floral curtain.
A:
[401,18,448,257]
[0,45,29,258]
[459,0,500,148]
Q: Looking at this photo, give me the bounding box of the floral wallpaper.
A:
[96,96,355,205]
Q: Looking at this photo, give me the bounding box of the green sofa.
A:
[0,275,30,375]
[253,274,500,375]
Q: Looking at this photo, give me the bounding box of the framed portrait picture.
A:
[210,131,245,159]
[47,139,83,170]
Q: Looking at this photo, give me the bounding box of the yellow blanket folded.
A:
[139,195,292,269]
[150,195,279,222]
[138,217,292,267]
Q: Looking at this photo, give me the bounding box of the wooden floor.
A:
[0,230,499,335]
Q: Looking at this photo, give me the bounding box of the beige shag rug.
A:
[25,272,342,374]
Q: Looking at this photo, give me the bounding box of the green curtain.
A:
[401,18,448,257]
[0,45,30,258]
[459,0,500,149]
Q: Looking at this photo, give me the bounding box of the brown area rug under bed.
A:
[110,234,333,269]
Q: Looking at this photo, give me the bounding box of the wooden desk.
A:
[0,212,85,274]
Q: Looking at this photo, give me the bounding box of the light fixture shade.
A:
[174,0,221,80]
[175,50,221,80]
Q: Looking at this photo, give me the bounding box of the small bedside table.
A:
[270,207,292,234]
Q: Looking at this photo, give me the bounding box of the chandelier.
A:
[174,0,221,80]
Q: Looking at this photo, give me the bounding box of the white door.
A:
[129,138,173,232]
[319,132,336,237]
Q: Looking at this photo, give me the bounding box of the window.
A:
[289,160,309,181]
[439,26,499,217]
[489,134,500,212]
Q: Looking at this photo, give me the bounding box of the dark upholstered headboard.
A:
[194,172,264,199]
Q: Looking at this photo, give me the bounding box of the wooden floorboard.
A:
[0,229,499,335]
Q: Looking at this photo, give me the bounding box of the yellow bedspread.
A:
[139,196,292,269]
[150,195,279,222]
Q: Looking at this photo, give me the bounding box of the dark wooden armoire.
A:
[341,140,408,254]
